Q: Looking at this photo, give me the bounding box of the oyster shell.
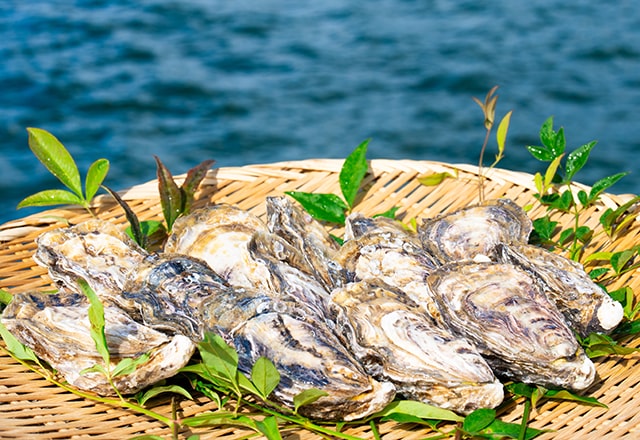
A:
[419,199,532,264]
[266,196,346,289]
[248,231,333,319]
[34,219,147,293]
[330,280,504,414]
[427,261,595,390]
[1,290,195,396]
[164,205,273,290]
[336,213,442,322]
[497,244,624,336]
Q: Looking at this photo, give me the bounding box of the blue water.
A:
[2,1,640,225]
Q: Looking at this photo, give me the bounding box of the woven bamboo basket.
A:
[0,159,638,440]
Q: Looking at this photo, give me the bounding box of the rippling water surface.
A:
[2,1,640,224]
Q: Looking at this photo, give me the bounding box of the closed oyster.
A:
[266,196,346,289]
[336,213,442,322]
[330,280,503,414]
[164,205,273,290]
[497,244,624,336]
[419,199,532,264]
[1,290,195,396]
[248,231,333,319]
[34,219,147,293]
[427,261,595,391]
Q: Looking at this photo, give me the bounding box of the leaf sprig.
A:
[18,128,109,214]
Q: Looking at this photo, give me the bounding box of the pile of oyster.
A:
[1,196,624,420]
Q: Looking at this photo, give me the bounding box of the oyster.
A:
[419,199,532,264]
[336,213,442,322]
[497,244,624,336]
[427,261,595,390]
[34,219,147,293]
[266,196,346,289]
[330,280,504,414]
[248,231,333,319]
[164,205,273,291]
[1,290,195,396]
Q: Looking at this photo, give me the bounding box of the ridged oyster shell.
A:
[1,290,195,396]
[330,280,503,414]
[164,205,273,290]
[337,213,442,322]
[497,244,624,336]
[266,196,345,289]
[427,261,596,390]
[420,199,532,264]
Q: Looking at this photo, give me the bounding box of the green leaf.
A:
[589,172,629,203]
[198,333,239,385]
[285,191,348,224]
[577,190,588,206]
[111,353,150,377]
[611,250,635,274]
[614,319,640,336]
[85,158,110,201]
[373,206,399,219]
[180,159,216,215]
[126,220,165,240]
[251,357,280,399]
[588,267,609,279]
[463,408,496,433]
[375,400,463,423]
[581,333,639,358]
[526,145,554,162]
[102,185,146,249]
[417,171,457,186]
[27,127,83,197]
[0,290,13,306]
[17,189,84,208]
[0,321,39,362]
[575,225,592,243]
[533,172,544,194]
[482,419,547,440]
[538,116,556,151]
[254,416,283,440]
[136,383,194,405]
[565,141,596,182]
[293,388,328,413]
[496,110,512,156]
[543,389,607,408]
[77,279,110,365]
[558,228,574,246]
[544,155,564,188]
[551,126,566,158]
[339,139,370,208]
[532,216,558,241]
[155,156,184,232]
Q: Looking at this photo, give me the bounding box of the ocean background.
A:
[1,0,639,225]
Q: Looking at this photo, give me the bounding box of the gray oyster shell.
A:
[419,199,532,264]
[266,196,346,289]
[34,219,147,293]
[329,280,504,414]
[427,261,596,391]
[164,205,273,290]
[1,290,195,396]
[497,244,624,336]
[337,213,442,322]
